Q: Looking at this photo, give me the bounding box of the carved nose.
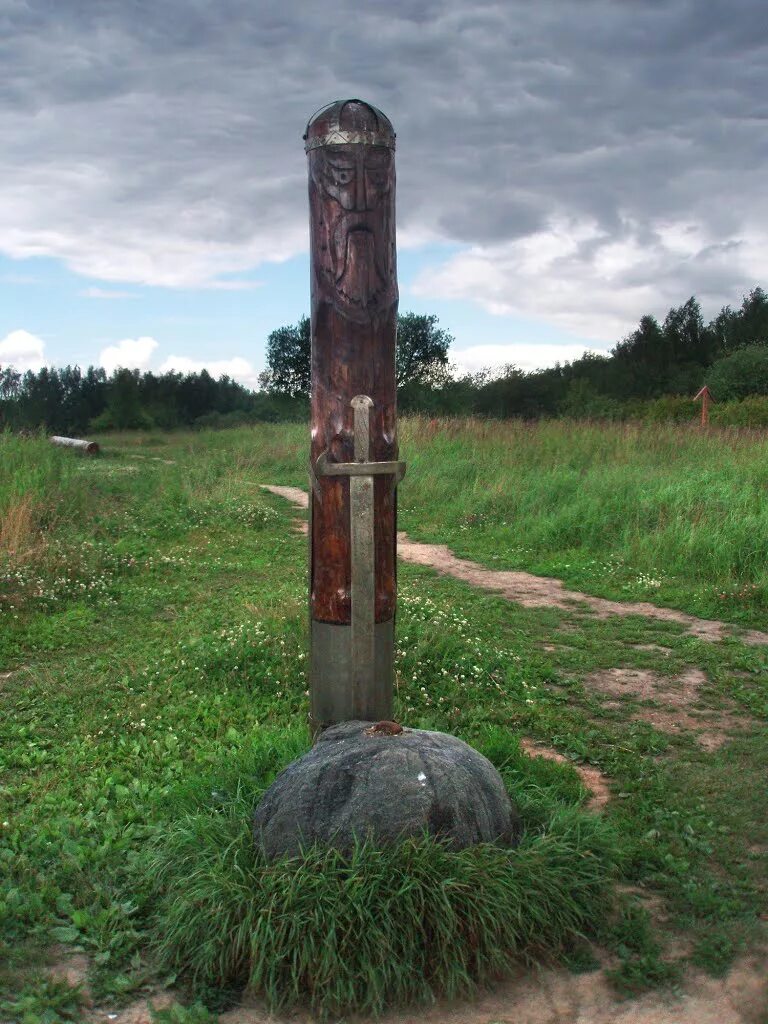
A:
[355,157,367,210]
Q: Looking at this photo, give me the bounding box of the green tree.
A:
[19,367,65,430]
[395,313,452,387]
[663,297,714,368]
[0,366,22,429]
[0,366,21,399]
[612,315,668,397]
[105,368,147,429]
[264,316,311,397]
[263,312,453,397]
[707,345,768,400]
[76,366,108,431]
[710,287,768,354]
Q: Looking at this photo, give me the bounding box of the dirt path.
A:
[75,957,768,1024]
[519,738,612,811]
[261,486,768,646]
[124,453,177,465]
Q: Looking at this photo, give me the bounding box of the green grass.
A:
[400,418,768,629]
[150,1003,218,1024]
[7,419,767,628]
[211,416,768,628]
[1,423,766,1016]
[0,974,85,1024]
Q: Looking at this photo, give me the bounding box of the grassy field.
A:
[0,421,766,1019]
[292,416,765,629]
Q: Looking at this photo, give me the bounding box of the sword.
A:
[313,395,405,718]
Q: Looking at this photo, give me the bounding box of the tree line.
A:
[450,287,768,420]
[262,290,768,420]
[2,292,768,434]
[0,365,302,434]
[0,313,452,434]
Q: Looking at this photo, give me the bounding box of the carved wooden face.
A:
[309,144,397,323]
[315,145,392,211]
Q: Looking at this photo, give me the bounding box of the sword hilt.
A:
[313,396,405,486]
[352,394,373,463]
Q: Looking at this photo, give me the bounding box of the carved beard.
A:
[316,203,396,324]
[332,220,389,315]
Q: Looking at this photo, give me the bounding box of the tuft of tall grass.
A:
[143,743,621,1019]
[0,493,38,561]
[1,434,71,551]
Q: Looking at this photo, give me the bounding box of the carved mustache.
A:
[331,215,388,293]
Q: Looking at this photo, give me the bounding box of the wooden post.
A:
[304,99,403,731]
[693,385,713,427]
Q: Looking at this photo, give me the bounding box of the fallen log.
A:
[50,436,100,454]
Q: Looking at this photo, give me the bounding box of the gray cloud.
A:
[1,0,767,337]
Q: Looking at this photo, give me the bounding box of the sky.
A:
[1,0,767,386]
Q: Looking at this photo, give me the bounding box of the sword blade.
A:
[350,474,375,714]
[350,395,376,716]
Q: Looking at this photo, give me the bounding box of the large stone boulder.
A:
[253,721,520,860]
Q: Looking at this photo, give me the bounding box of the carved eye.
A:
[331,168,354,185]
[366,147,390,168]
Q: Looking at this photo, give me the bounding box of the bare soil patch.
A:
[520,738,611,811]
[87,994,176,1024]
[260,486,768,646]
[124,453,177,465]
[262,484,309,507]
[586,667,751,750]
[46,951,177,1023]
[129,997,178,1024]
[86,959,767,1024]
[47,950,92,1007]
[588,667,707,704]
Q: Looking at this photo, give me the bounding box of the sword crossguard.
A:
[314,452,406,482]
[313,395,406,493]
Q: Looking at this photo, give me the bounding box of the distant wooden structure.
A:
[50,436,100,454]
[693,386,714,427]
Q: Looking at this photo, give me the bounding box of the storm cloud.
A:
[1,0,766,339]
